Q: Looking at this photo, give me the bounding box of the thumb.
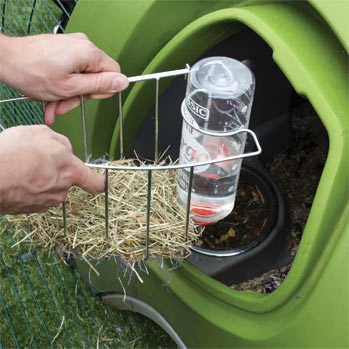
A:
[69,72,129,96]
[72,159,105,195]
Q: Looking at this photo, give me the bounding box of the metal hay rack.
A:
[0,66,262,260]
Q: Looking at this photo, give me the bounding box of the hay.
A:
[6,159,203,265]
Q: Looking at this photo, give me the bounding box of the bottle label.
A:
[186,96,210,120]
[180,104,210,173]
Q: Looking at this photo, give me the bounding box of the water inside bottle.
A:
[177,166,240,225]
[177,134,242,225]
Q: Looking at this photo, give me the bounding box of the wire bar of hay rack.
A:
[0,65,262,261]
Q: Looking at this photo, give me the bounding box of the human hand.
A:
[0,33,129,125]
[0,125,105,214]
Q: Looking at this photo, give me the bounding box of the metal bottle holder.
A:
[0,65,261,261]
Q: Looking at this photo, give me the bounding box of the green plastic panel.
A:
[59,0,348,347]
[308,0,349,53]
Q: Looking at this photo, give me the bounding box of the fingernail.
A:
[111,75,128,92]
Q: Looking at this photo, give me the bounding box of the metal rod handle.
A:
[62,202,67,236]
[154,78,160,163]
[80,95,89,162]
[145,170,152,260]
[105,169,109,240]
[118,92,124,159]
[184,166,194,244]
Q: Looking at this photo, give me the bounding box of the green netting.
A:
[0,222,175,347]
[0,220,155,348]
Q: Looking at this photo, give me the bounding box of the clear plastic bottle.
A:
[177,57,255,225]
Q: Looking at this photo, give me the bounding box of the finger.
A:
[42,191,69,206]
[71,158,105,195]
[31,191,69,208]
[85,48,121,73]
[64,33,120,73]
[87,93,114,100]
[67,32,89,40]
[6,206,49,214]
[44,101,58,126]
[68,72,129,97]
[47,93,114,116]
[55,96,84,116]
[56,93,118,115]
[51,133,73,153]
[36,207,51,213]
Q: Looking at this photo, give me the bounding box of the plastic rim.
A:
[190,165,279,257]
